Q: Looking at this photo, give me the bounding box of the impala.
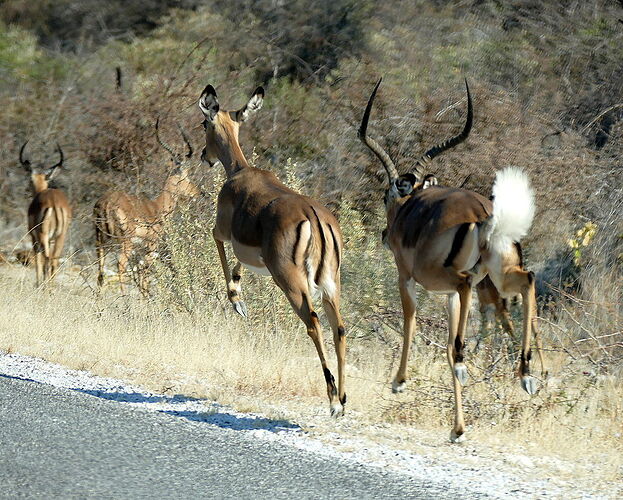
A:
[94,119,201,294]
[198,85,347,417]
[20,142,72,287]
[359,78,543,441]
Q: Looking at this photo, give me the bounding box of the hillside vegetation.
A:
[0,0,621,486]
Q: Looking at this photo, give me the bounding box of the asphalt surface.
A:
[0,374,472,499]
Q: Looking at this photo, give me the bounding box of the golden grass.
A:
[0,262,621,492]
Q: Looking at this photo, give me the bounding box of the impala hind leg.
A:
[322,290,347,415]
[213,230,247,317]
[393,276,417,393]
[447,280,472,443]
[95,226,106,288]
[497,268,540,393]
[276,276,342,417]
[50,231,67,283]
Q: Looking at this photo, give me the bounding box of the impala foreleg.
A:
[393,276,417,393]
[213,230,247,317]
[322,291,347,414]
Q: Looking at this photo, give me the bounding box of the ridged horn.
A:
[358,77,399,183]
[155,117,176,157]
[177,123,193,159]
[52,143,64,169]
[413,79,473,175]
[19,141,31,170]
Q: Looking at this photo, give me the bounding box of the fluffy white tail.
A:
[485,167,535,254]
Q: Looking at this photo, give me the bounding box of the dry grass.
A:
[1,259,621,488]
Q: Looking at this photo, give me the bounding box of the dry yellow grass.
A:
[0,260,621,493]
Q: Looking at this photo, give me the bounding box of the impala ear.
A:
[422,174,438,189]
[394,173,417,197]
[199,84,220,121]
[235,86,264,123]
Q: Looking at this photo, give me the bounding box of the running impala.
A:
[198,85,347,417]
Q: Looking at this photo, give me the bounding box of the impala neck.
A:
[31,174,48,194]
[214,124,250,178]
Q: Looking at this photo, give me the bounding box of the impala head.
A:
[19,141,65,193]
[359,77,472,240]
[163,165,202,200]
[198,84,264,174]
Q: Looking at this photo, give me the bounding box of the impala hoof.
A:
[330,402,344,418]
[232,300,248,318]
[392,379,406,393]
[450,429,466,443]
[521,375,538,395]
[454,363,468,386]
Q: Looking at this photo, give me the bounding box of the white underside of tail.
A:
[485,167,535,254]
[302,220,337,301]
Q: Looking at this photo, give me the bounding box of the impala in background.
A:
[94,119,201,294]
[19,141,72,287]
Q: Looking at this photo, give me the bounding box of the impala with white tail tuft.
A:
[359,78,545,442]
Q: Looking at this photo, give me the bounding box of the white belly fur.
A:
[231,238,271,276]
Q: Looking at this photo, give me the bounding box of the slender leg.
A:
[213,228,247,317]
[322,286,347,415]
[96,228,106,288]
[50,230,67,283]
[447,280,472,443]
[34,249,44,288]
[273,268,342,417]
[519,271,539,393]
[393,276,417,393]
[117,241,131,293]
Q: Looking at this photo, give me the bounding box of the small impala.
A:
[94,119,201,294]
[19,142,72,287]
[198,85,347,417]
[359,78,543,441]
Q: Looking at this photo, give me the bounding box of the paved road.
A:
[0,375,473,499]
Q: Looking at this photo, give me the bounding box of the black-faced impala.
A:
[198,85,347,417]
[19,142,72,287]
[359,78,544,441]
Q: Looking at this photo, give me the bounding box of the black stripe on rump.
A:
[291,220,306,266]
[310,207,326,284]
[444,222,471,268]
[328,224,340,269]
[514,241,524,267]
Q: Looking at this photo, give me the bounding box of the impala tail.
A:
[484,167,535,254]
[299,208,341,301]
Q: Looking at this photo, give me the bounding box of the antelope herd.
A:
[10,77,545,441]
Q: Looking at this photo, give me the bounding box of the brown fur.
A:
[94,169,199,294]
[200,85,347,416]
[359,79,544,441]
[26,174,72,287]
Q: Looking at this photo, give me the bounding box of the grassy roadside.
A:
[1,261,621,492]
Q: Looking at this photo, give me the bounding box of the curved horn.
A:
[155,117,176,157]
[413,79,473,174]
[358,77,399,183]
[52,143,64,169]
[177,123,193,158]
[19,141,32,170]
